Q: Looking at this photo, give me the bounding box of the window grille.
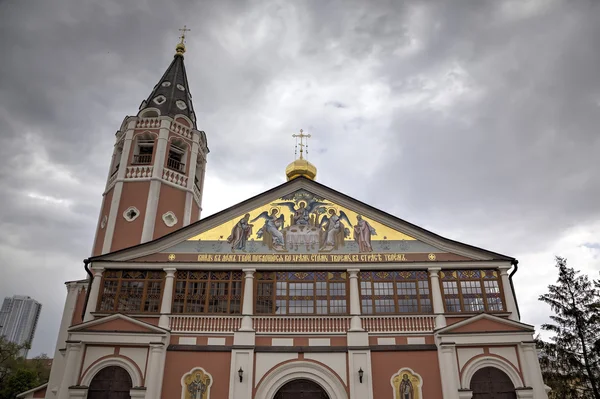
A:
[98,270,165,313]
[255,271,348,315]
[359,271,432,314]
[440,270,504,313]
[172,271,243,314]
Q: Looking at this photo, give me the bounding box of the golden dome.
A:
[286,158,317,181]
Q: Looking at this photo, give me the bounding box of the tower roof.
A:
[139,34,197,127]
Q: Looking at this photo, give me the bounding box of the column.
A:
[83,267,104,322]
[499,266,519,321]
[347,269,363,331]
[240,269,255,331]
[437,343,460,399]
[519,342,549,398]
[428,267,446,328]
[158,268,176,329]
[57,341,83,399]
[145,343,166,399]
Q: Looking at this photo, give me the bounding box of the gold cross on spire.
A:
[176,25,191,55]
[292,129,311,160]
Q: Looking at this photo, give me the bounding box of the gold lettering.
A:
[197,254,214,262]
[195,252,409,263]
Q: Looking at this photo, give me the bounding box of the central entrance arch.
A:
[470,367,517,399]
[274,379,330,399]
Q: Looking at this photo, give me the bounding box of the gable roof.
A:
[68,313,167,334]
[436,313,534,335]
[90,177,515,263]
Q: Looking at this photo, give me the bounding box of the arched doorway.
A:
[88,366,132,399]
[274,379,330,399]
[470,366,517,399]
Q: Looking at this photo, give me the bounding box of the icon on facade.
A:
[181,367,212,399]
[391,367,423,399]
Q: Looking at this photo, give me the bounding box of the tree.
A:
[0,338,51,399]
[539,257,600,399]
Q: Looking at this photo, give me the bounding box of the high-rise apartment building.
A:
[0,295,42,357]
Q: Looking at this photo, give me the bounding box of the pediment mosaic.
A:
[158,189,473,264]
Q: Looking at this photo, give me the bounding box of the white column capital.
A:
[130,388,147,399]
[498,267,510,276]
[164,267,177,277]
[65,341,83,351]
[243,269,256,277]
[91,267,104,277]
[347,268,360,278]
[428,267,442,276]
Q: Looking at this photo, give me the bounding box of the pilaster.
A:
[183,136,200,226]
[83,267,104,322]
[437,343,460,399]
[499,266,519,321]
[57,341,83,399]
[102,124,135,254]
[518,342,549,398]
[228,349,254,399]
[158,268,176,329]
[348,348,374,399]
[141,119,170,243]
[145,343,166,399]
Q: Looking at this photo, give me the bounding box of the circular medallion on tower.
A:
[153,95,166,105]
[176,100,187,110]
[161,81,171,87]
[100,215,108,229]
[177,84,186,91]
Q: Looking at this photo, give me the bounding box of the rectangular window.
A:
[255,271,348,315]
[167,144,186,173]
[440,270,505,313]
[172,271,243,314]
[98,270,164,313]
[359,271,432,314]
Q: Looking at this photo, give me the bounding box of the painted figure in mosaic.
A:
[252,208,285,250]
[272,199,329,226]
[354,215,377,252]
[399,374,414,399]
[319,208,351,251]
[227,213,253,252]
[187,372,210,399]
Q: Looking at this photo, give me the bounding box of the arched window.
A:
[88,366,132,399]
[132,132,156,166]
[166,137,189,174]
[274,379,330,399]
[470,367,516,399]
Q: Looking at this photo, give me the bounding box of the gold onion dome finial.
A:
[286,129,317,181]
[176,25,190,56]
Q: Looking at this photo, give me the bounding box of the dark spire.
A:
[139,28,197,128]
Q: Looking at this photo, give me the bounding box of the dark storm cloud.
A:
[0,0,598,355]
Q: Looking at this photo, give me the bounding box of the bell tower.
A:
[92,28,209,256]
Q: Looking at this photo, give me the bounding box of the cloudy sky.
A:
[1,0,599,357]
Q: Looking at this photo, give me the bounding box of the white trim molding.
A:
[460,356,524,390]
[255,360,348,399]
[80,356,144,388]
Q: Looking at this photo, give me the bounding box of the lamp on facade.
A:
[238,367,244,382]
[358,368,364,383]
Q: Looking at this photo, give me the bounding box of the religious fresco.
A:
[156,189,472,263]
[391,368,423,399]
[181,367,212,399]
[190,189,438,252]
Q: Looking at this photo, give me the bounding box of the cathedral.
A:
[25,32,550,399]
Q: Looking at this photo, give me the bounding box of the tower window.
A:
[132,139,154,165]
[123,206,140,222]
[162,211,178,227]
[153,95,166,105]
[167,142,186,173]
